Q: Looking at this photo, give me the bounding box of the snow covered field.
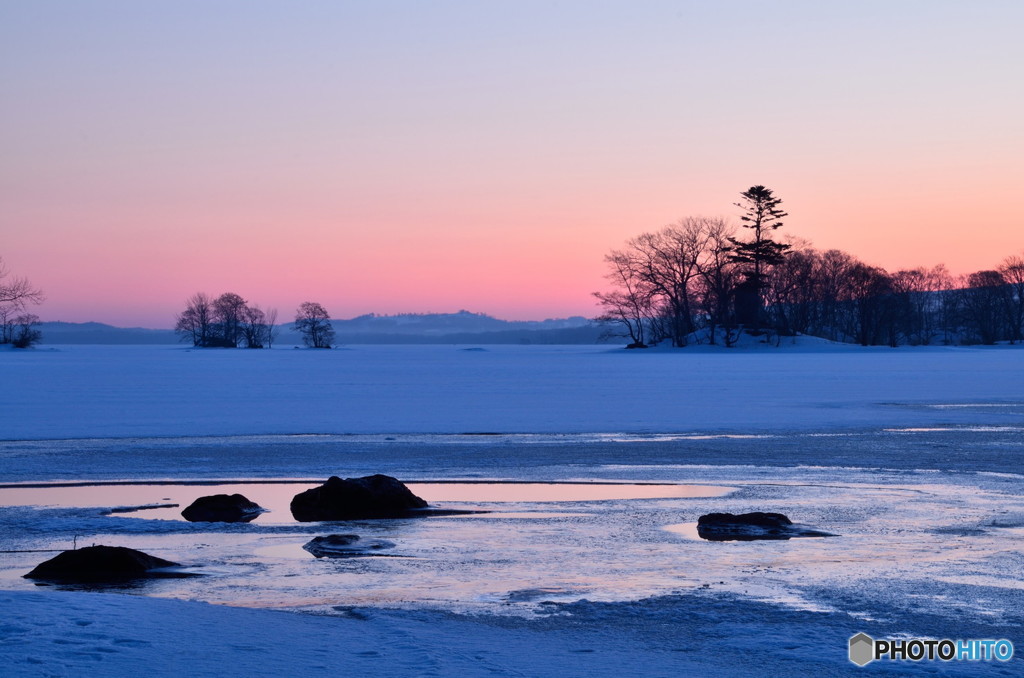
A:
[3,342,1024,439]
[2,344,1023,676]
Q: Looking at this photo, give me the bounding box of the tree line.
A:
[174,293,335,349]
[0,257,44,348]
[595,186,1024,348]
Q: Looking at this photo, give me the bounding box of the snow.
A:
[0,589,935,678]
[2,344,1023,676]
[2,343,1023,439]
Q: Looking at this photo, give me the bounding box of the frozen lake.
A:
[2,433,1022,625]
[2,343,1023,439]
[2,344,1022,675]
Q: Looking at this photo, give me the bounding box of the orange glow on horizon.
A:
[3,3,1021,327]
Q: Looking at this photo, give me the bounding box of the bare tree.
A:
[12,314,42,348]
[265,308,279,348]
[887,265,953,346]
[596,217,737,347]
[693,217,739,345]
[0,258,44,345]
[294,302,334,348]
[238,304,279,349]
[594,250,656,347]
[212,292,247,347]
[239,305,268,348]
[0,258,43,308]
[629,218,717,346]
[811,249,857,341]
[840,264,898,346]
[960,270,1011,344]
[764,240,818,340]
[175,292,214,347]
[999,254,1024,343]
[0,305,17,344]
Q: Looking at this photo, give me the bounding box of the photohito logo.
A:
[849,633,1014,666]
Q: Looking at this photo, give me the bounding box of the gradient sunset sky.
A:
[2,1,1022,327]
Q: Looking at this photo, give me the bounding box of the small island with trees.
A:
[595,186,1024,348]
[174,294,334,349]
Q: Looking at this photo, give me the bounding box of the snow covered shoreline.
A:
[7,585,1016,678]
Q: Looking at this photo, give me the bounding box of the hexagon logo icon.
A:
[849,632,875,666]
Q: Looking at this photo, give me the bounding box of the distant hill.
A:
[336,310,592,335]
[38,322,179,345]
[39,312,603,345]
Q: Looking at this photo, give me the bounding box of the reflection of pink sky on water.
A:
[1,468,1022,621]
[0,481,734,525]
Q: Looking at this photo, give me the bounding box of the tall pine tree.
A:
[729,185,790,327]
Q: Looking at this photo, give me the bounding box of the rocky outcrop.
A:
[181,493,264,522]
[696,512,834,541]
[24,545,179,582]
[302,534,397,558]
[290,475,427,522]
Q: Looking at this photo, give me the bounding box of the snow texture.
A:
[2,343,1023,440]
[2,344,1023,676]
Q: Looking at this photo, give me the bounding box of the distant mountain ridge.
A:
[38,322,179,344]
[38,312,601,345]
[339,310,592,335]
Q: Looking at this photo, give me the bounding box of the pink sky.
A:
[2,2,1022,328]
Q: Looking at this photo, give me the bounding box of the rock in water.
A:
[699,512,792,527]
[697,512,794,541]
[24,545,179,582]
[302,534,397,558]
[181,493,264,522]
[290,474,428,521]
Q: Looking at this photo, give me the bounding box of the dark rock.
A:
[24,545,179,582]
[181,493,264,522]
[699,512,793,528]
[625,342,648,349]
[697,512,834,541]
[291,475,428,522]
[302,534,397,558]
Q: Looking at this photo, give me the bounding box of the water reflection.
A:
[0,481,733,525]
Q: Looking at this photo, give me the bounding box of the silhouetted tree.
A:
[294,302,334,348]
[594,251,656,347]
[729,186,790,327]
[239,305,270,348]
[887,265,952,346]
[175,293,214,347]
[764,240,817,338]
[265,308,279,348]
[176,292,274,348]
[11,313,42,348]
[0,257,44,345]
[594,189,1023,348]
[693,218,740,345]
[805,249,851,341]
[595,217,737,346]
[0,258,43,308]
[1000,254,1024,343]
[629,222,703,346]
[960,270,1011,344]
[210,292,247,347]
[842,264,898,346]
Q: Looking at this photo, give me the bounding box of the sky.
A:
[2,1,1022,328]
